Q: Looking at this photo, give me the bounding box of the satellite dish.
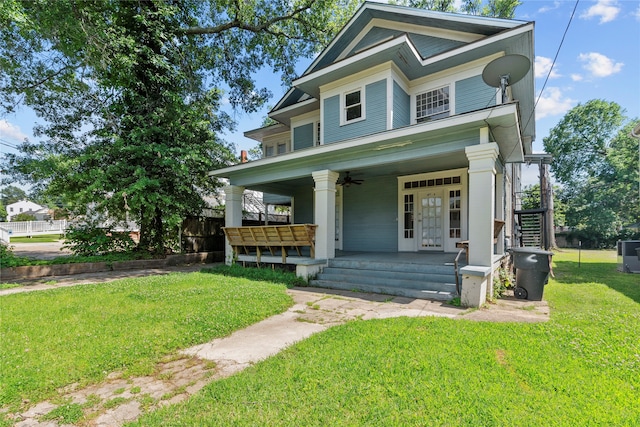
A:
[482,54,531,103]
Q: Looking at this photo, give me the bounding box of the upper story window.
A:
[265,145,274,157]
[316,122,321,146]
[344,89,363,123]
[416,86,450,123]
[264,139,290,158]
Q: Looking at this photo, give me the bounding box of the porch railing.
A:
[0,220,69,242]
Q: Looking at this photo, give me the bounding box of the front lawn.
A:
[0,272,293,408]
[8,234,63,243]
[132,250,640,426]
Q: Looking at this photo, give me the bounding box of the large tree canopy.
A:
[0,0,359,253]
[543,100,639,247]
[1,0,521,253]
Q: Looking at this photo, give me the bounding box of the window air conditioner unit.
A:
[617,240,640,273]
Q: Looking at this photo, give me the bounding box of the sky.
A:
[1,0,639,191]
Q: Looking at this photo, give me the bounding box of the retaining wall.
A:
[0,251,224,282]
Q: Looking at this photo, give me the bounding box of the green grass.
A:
[0,271,293,408]
[1,249,155,268]
[9,234,63,243]
[129,249,640,426]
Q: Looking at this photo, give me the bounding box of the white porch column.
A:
[495,169,505,254]
[465,143,499,266]
[461,142,499,307]
[223,185,245,265]
[312,170,339,260]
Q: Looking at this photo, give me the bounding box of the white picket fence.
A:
[0,220,69,243]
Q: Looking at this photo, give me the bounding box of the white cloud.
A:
[535,87,576,119]
[634,5,640,21]
[581,0,620,24]
[535,56,561,79]
[538,1,561,14]
[0,119,28,141]
[570,74,583,82]
[578,52,623,77]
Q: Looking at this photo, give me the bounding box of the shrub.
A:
[0,243,31,268]
[11,213,36,222]
[63,223,136,256]
[492,266,513,300]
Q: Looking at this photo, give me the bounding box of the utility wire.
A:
[0,140,20,149]
[524,0,580,132]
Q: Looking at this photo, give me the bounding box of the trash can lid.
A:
[509,247,554,256]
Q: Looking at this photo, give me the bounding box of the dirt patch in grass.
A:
[3,355,218,426]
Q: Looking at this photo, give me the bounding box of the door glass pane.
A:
[421,193,442,248]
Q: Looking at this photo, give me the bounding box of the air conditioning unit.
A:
[617,240,640,273]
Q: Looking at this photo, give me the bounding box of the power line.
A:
[0,140,20,149]
[524,0,580,132]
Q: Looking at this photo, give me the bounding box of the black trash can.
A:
[509,247,553,301]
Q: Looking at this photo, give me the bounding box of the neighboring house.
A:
[6,200,49,221]
[210,2,535,307]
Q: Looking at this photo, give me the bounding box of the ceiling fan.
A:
[339,171,364,187]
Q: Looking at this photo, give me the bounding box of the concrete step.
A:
[318,266,455,285]
[326,258,457,275]
[309,280,456,302]
[315,271,456,293]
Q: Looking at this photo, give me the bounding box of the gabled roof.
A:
[270,1,532,116]
[269,2,535,144]
[305,1,526,75]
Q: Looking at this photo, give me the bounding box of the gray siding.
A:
[293,123,314,151]
[410,33,465,59]
[455,75,496,114]
[323,95,340,144]
[292,187,314,224]
[324,80,387,144]
[342,175,398,252]
[393,81,410,129]
[349,27,464,59]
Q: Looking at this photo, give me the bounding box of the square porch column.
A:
[223,185,245,265]
[462,142,499,307]
[312,170,339,260]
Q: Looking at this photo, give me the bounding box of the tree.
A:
[393,0,521,18]
[0,185,27,205]
[1,0,522,254]
[0,0,357,254]
[11,212,36,222]
[543,100,639,247]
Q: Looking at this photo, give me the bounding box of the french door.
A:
[418,190,443,250]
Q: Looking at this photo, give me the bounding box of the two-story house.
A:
[6,200,48,222]
[210,2,535,307]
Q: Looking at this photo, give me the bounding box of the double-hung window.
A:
[416,86,450,123]
[344,89,362,123]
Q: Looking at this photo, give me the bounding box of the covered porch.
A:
[213,117,523,307]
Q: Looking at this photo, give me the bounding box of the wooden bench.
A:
[222,224,317,264]
[456,219,506,263]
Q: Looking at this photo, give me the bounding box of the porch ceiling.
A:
[210,104,523,197]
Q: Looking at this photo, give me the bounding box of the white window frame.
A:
[415,85,450,123]
[263,139,290,158]
[341,87,365,125]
